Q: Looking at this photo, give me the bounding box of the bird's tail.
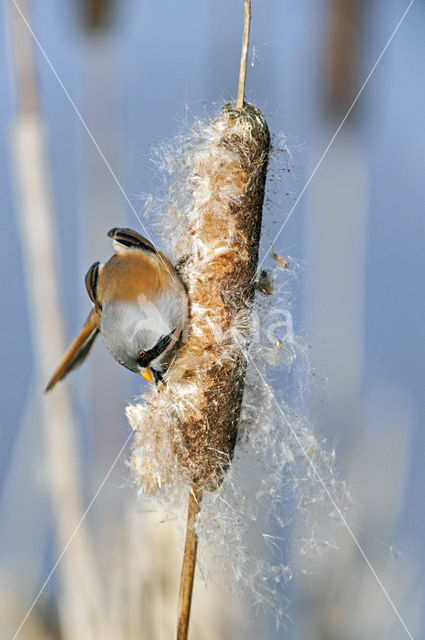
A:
[45,308,99,391]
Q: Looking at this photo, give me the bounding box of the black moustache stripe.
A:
[138,329,176,367]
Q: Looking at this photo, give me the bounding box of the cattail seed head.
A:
[128,103,270,493]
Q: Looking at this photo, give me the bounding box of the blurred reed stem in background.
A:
[8,1,107,637]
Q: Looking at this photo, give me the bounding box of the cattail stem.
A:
[176,485,203,640]
[236,0,251,111]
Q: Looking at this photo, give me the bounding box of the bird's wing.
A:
[45,308,99,391]
[107,227,157,255]
[85,261,104,312]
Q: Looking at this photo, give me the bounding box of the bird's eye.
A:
[139,350,146,358]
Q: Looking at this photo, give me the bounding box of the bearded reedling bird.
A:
[46,227,188,391]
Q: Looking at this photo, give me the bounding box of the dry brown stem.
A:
[176,485,203,640]
[236,0,251,111]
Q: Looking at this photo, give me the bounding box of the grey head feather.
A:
[101,288,187,374]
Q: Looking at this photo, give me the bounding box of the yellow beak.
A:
[140,366,153,383]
